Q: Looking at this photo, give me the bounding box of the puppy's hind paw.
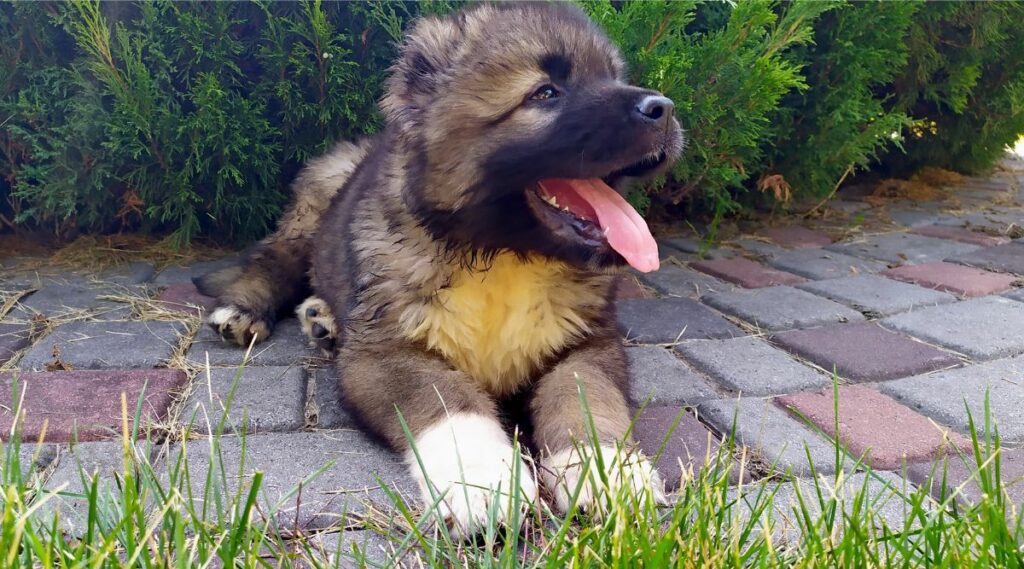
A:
[297,296,338,355]
[207,304,273,347]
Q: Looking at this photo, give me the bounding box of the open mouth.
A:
[603,151,668,183]
[527,152,667,273]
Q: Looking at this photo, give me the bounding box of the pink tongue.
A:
[539,179,660,272]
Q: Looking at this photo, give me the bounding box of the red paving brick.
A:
[883,262,1016,298]
[0,369,187,442]
[907,446,1024,506]
[756,226,833,249]
[691,258,806,288]
[633,406,740,489]
[911,225,1011,247]
[156,283,217,316]
[777,386,971,470]
[771,322,960,381]
[615,276,653,300]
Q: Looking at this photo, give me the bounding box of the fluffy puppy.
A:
[198,2,684,538]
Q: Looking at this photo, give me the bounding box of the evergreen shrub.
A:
[1,1,1021,244]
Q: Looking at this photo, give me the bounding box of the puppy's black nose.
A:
[635,95,674,126]
[311,323,328,339]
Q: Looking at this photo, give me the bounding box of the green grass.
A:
[1,369,1022,568]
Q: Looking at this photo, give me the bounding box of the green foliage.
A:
[1,0,1022,244]
[885,2,1024,175]
[589,0,838,229]
[768,1,918,204]
[0,0,397,245]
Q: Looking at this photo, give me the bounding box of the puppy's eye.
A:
[530,85,560,101]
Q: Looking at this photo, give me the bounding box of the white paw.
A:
[540,444,666,515]
[407,413,538,539]
[207,305,270,346]
[208,305,240,327]
[296,296,337,353]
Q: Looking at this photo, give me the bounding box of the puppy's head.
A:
[384,2,684,272]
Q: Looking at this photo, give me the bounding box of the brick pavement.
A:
[0,157,1021,538]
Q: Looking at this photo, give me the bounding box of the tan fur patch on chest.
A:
[401,253,603,395]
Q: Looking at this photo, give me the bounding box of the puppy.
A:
[198,2,684,538]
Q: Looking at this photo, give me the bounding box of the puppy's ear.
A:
[381,12,466,125]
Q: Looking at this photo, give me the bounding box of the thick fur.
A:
[199,2,683,536]
[198,140,370,345]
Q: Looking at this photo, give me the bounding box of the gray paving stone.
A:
[307,529,401,568]
[152,256,242,285]
[879,357,1024,442]
[187,318,316,367]
[0,322,33,366]
[958,189,1007,205]
[881,296,1024,361]
[946,242,1024,276]
[697,398,843,477]
[676,337,830,396]
[659,237,704,255]
[639,264,735,299]
[0,443,57,479]
[13,280,132,321]
[174,430,416,529]
[659,237,736,259]
[39,441,154,536]
[826,233,980,265]
[656,243,698,263]
[691,257,806,288]
[18,320,186,370]
[765,249,888,280]
[306,366,354,429]
[733,239,787,259]
[943,209,1024,234]
[959,176,1016,192]
[626,346,718,405]
[94,262,156,285]
[183,367,306,434]
[731,472,918,544]
[888,209,954,228]
[0,256,26,270]
[797,275,955,318]
[703,286,864,331]
[617,298,745,344]
[0,271,45,290]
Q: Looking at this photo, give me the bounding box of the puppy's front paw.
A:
[296,296,337,355]
[407,414,538,540]
[208,304,273,347]
[540,445,666,515]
